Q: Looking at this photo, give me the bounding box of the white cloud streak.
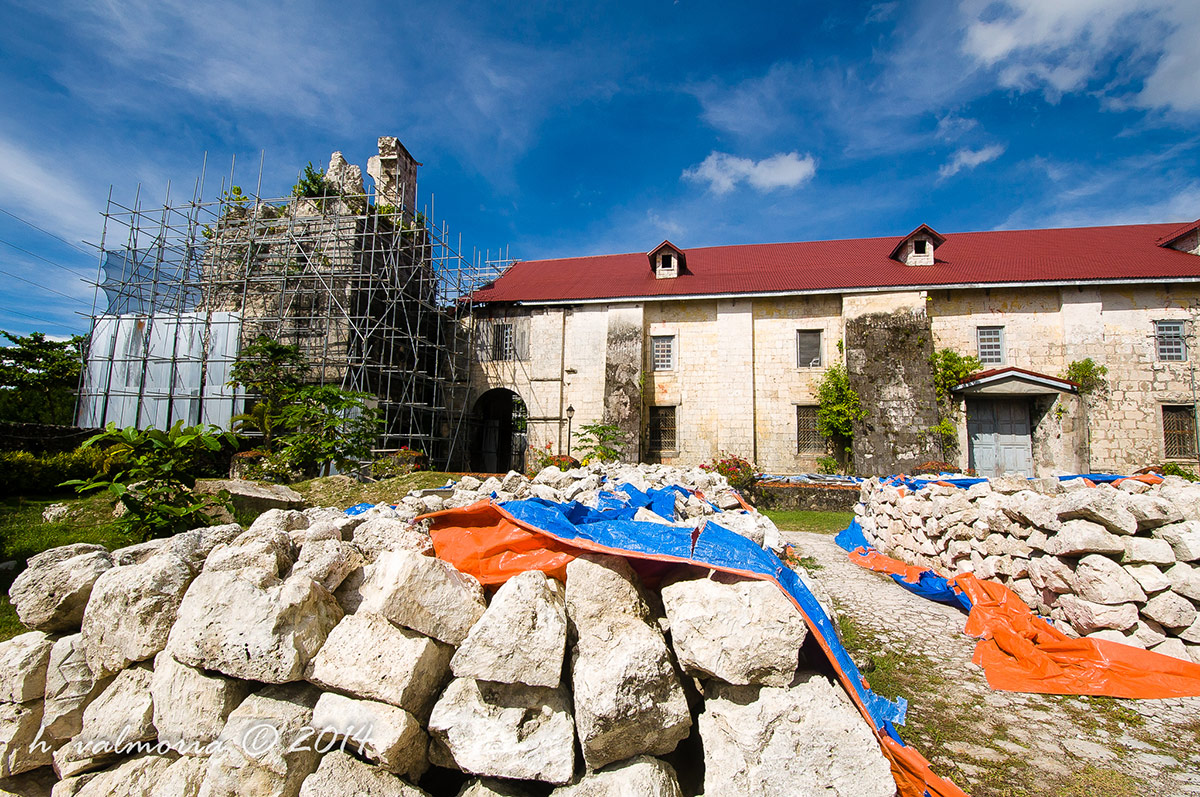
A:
[682,151,817,194]
[938,144,1006,178]
[0,134,102,243]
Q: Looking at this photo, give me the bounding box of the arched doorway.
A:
[471,388,528,473]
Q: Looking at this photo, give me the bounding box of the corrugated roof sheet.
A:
[472,221,1200,304]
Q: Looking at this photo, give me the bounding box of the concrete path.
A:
[786,530,1200,797]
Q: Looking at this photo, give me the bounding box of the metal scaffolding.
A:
[77,150,505,470]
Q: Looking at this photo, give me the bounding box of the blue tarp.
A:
[836,518,973,611]
[496,488,908,731]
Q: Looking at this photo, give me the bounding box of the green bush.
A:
[0,448,107,496]
[1160,463,1199,482]
[701,453,758,492]
[370,448,429,479]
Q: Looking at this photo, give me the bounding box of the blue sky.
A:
[1,0,1198,337]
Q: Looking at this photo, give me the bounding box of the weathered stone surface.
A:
[202,529,293,579]
[81,552,196,676]
[0,700,51,778]
[155,755,209,796]
[457,779,532,797]
[1141,591,1198,631]
[1125,493,1183,531]
[54,665,155,778]
[1000,490,1059,531]
[1178,615,1200,644]
[248,508,310,536]
[1056,489,1137,535]
[1166,562,1200,601]
[1150,637,1192,662]
[565,555,691,770]
[1133,618,1169,648]
[198,684,321,797]
[451,570,567,688]
[1072,554,1147,605]
[661,573,806,686]
[71,754,175,797]
[1124,564,1171,595]
[0,766,56,797]
[1041,520,1125,557]
[1028,555,1076,593]
[1122,537,1175,566]
[151,651,251,753]
[9,545,112,632]
[428,677,575,784]
[347,517,430,561]
[1153,521,1200,562]
[550,755,683,796]
[700,674,894,797]
[290,539,363,592]
[1056,595,1139,633]
[297,750,427,797]
[167,570,343,683]
[40,634,103,745]
[358,549,486,644]
[193,478,303,516]
[161,524,243,570]
[312,691,426,779]
[305,612,451,717]
[0,631,52,703]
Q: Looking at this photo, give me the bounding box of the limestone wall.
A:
[855,475,1200,663]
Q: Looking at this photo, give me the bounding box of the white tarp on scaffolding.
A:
[78,312,242,431]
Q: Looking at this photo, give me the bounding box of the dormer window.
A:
[890,224,945,267]
[648,240,685,280]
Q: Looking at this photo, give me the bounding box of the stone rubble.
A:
[856,474,1200,662]
[0,463,896,797]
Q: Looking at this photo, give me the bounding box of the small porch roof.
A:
[952,367,1079,396]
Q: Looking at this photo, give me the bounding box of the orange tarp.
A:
[850,547,1200,699]
[423,500,969,797]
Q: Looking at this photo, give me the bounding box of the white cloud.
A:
[960,0,1200,111]
[0,134,101,243]
[935,114,979,141]
[682,152,817,194]
[938,144,1005,178]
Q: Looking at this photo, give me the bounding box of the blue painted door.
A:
[967,399,1033,477]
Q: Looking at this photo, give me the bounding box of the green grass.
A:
[0,493,135,642]
[762,509,853,534]
[290,471,459,509]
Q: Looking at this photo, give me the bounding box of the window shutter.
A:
[797,331,821,367]
[475,320,492,362]
[514,319,530,361]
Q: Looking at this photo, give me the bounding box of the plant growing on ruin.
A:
[65,421,237,540]
[292,162,332,200]
[816,364,864,472]
[575,421,624,464]
[1064,358,1108,398]
[928,349,981,460]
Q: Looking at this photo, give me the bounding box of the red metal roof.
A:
[472,221,1200,304]
[953,367,1079,392]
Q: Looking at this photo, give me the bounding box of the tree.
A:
[228,336,307,451]
[816,363,865,471]
[0,331,84,425]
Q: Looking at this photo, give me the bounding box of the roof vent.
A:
[890,224,945,266]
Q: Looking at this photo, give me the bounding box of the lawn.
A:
[761,508,854,535]
[0,492,135,641]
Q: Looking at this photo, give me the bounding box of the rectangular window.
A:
[1156,320,1186,362]
[797,406,823,454]
[492,323,515,362]
[1163,405,1196,459]
[913,239,927,254]
[651,335,675,371]
[648,406,676,454]
[977,326,1004,366]
[796,330,822,368]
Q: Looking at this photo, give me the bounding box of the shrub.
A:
[575,422,624,464]
[701,453,758,492]
[1064,358,1109,397]
[66,422,238,541]
[0,448,107,496]
[370,448,429,479]
[1160,463,1198,482]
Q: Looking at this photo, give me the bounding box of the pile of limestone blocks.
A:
[0,463,897,797]
[856,474,1200,663]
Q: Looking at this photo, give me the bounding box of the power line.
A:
[0,306,81,331]
[0,237,93,280]
[0,266,89,304]
[0,207,93,256]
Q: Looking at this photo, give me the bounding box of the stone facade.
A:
[469,233,1200,476]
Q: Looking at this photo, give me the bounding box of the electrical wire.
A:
[0,207,93,256]
[0,305,81,331]
[0,237,93,280]
[0,266,88,304]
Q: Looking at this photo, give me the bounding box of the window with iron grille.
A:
[977,326,1004,366]
[1156,320,1186,362]
[797,406,823,453]
[1163,405,1196,459]
[796,330,822,368]
[651,335,675,371]
[648,406,676,453]
[491,323,515,361]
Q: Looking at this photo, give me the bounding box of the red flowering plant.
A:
[529,442,580,475]
[700,452,758,492]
